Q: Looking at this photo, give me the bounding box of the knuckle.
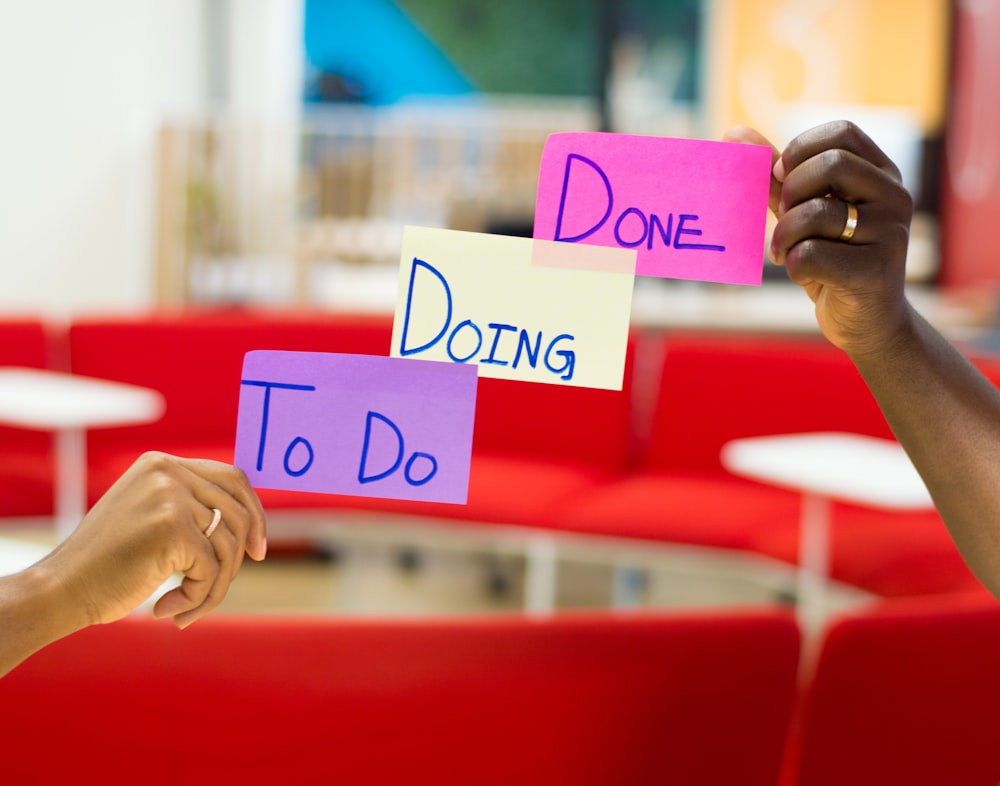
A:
[136,450,174,473]
[818,148,853,181]
[785,238,823,273]
[148,471,185,504]
[804,197,838,227]
[201,581,228,611]
[832,119,862,145]
[225,464,255,496]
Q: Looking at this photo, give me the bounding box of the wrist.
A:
[19,556,93,639]
[0,560,90,676]
[843,299,919,370]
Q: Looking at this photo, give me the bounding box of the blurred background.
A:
[2,0,993,321]
[7,9,1000,776]
[1,0,999,612]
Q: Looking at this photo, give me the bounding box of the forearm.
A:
[0,562,86,677]
[850,304,1000,595]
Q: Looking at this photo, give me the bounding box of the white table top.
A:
[0,367,165,430]
[721,431,935,511]
[0,536,51,577]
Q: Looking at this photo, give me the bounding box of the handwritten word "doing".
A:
[241,379,438,488]
[398,258,576,381]
[554,153,725,253]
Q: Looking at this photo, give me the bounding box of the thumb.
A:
[722,125,782,217]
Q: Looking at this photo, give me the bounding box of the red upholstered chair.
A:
[0,607,800,786]
[551,331,889,549]
[0,318,59,517]
[782,593,1000,786]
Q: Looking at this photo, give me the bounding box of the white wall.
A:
[0,0,302,317]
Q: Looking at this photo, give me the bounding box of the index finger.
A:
[777,120,902,187]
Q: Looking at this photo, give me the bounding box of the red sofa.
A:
[0,607,800,786]
[67,308,641,532]
[0,307,990,600]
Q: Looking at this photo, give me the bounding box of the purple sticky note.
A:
[234,351,478,504]
[533,132,772,285]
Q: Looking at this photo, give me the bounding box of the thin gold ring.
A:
[203,508,222,538]
[839,202,858,242]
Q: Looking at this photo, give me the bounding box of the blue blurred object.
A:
[303,0,474,105]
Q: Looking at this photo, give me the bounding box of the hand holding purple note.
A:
[234,351,478,504]
[533,132,772,286]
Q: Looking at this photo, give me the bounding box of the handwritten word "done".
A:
[554,153,725,254]
[533,132,772,285]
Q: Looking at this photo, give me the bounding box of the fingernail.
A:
[773,157,786,182]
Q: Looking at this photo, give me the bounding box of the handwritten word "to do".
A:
[234,351,477,504]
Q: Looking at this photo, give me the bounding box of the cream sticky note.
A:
[392,226,635,391]
[533,132,772,286]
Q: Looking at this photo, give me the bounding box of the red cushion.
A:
[368,453,617,527]
[0,451,56,518]
[753,503,985,597]
[0,609,800,786]
[470,333,638,471]
[551,469,802,548]
[0,319,58,517]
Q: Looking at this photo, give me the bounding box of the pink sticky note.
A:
[234,351,478,504]
[533,132,772,285]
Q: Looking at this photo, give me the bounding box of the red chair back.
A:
[0,608,800,786]
[785,594,1000,786]
[645,331,892,473]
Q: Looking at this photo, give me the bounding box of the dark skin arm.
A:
[725,120,1000,598]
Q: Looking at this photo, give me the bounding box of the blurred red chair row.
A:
[1,309,991,599]
[3,571,996,784]
[0,607,799,786]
